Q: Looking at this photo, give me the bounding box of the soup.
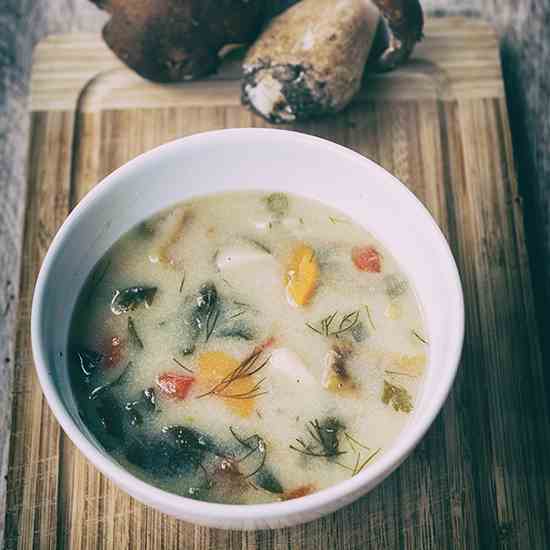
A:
[70,191,427,504]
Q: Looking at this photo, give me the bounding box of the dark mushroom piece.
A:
[89,0,300,83]
[370,0,424,71]
[242,0,424,122]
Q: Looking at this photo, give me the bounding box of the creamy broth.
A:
[70,191,427,504]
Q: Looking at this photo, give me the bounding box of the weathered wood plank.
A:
[4,110,75,550]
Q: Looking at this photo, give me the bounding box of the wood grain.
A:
[5,17,550,550]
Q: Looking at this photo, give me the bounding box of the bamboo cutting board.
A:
[6,17,550,549]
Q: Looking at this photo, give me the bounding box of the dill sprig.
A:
[172,357,194,374]
[353,448,381,476]
[229,310,245,320]
[328,216,349,224]
[290,441,346,458]
[178,271,186,293]
[334,432,381,476]
[364,304,376,331]
[289,418,346,459]
[128,317,144,349]
[205,307,220,342]
[411,329,429,345]
[344,432,370,452]
[229,427,267,478]
[384,369,416,378]
[306,310,360,338]
[196,347,270,400]
[305,322,322,335]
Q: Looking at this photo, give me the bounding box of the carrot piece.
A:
[156,373,195,400]
[282,484,316,500]
[197,351,258,417]
[352,245,382,273]
[285,244,319,306]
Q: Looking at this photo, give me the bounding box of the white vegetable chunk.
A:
[215,239,283,293]
[270,348,316,385]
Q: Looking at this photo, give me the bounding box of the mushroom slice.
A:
[322,340,356,393]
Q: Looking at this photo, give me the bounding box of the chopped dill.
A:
[364,304,376,331]
[289,417,346,459]
[128,317,144,349]
[305,322,323,335]
[196,346,270,400]
[172,357,194,374]
[353,448,381,476]
[344,432,370,452]
[328,216,349,224]
[306,311,360,338]
[229,427,267,478]
[229,310,246,320]
[332,311,360,336]
[412,329,429,345]
[178,271,186,293]
[205,307,220,342]
[384,369,416,378]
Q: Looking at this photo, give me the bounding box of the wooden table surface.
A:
[1,0,549,547]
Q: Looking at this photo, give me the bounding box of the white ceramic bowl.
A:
[32,128,464,530]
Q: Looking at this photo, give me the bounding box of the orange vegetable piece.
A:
[156,373,195,400]
[197,351,258,417]
[282,484,316,500]
[284,244,319,306]
[352,245,382,273]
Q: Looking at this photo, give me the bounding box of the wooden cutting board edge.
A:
[5,15,550,550]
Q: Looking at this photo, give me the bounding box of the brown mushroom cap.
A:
[91,0,267,82]
[90,0,423,83]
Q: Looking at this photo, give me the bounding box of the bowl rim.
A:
[31,128,464,524]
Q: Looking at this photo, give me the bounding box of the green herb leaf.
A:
[384,274,408,299]
[290,417,346,459]
[111,286,157,315]
[128,317,144,349]
[265,192,289,216]
[382,381,413,413]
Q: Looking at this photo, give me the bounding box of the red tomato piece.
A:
[103,336,124,368]
[156,373,195,400]
[351,245,382,273]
